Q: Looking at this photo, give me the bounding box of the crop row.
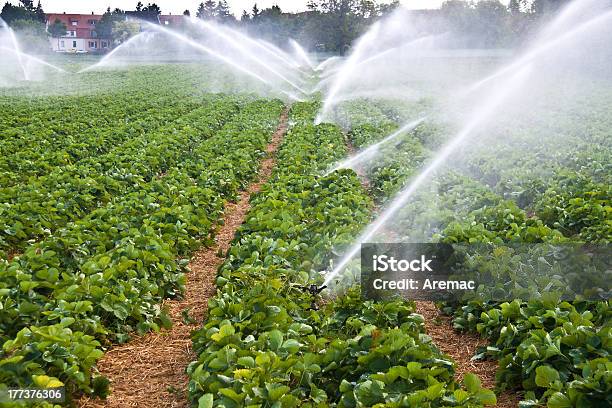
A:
[0,65,232,181]
[339,99,610,406]
[341,98,610,243]
[0,95,244,254]
[187,101,496,407]
[0,94,201,186]
[434,177,609,407]
[431,179,609,407]
[0,99,283,403]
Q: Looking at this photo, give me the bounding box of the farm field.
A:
[0,1,611,408]
[0,61,609,407]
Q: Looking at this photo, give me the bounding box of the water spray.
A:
[82,22,304,101]
[259,39,307,72]
[0,17,29,81]
[189,19,308,96]
[460,8,612,98]
[0,46,66,73]
[289,39,314,69]
[315,56,341,72]
[79,31,153,73]
[211,20,303,72]
[325,117,427,175]
[316,22,381,124]
[323,65,533,287]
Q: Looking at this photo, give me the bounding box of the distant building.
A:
[45,13,110,53]
[159,14,185,27]
[126,12,186,27]
[46,12,184,53]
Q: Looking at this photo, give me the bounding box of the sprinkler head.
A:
[301,284,327,311]
[303,284,327,295]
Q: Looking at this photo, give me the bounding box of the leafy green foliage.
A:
[455,299,610,406]
[0,67,254,253]
[536,174,611,242]
[0,80,283,400]
[338,97,611,407]
[187,102,495,407]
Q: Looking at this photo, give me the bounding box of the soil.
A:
[6,250,20,261]
[343,132,521,408]
[78,107,289,408]
[415,301,522,408]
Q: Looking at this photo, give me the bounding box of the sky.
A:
[39,0,454,16]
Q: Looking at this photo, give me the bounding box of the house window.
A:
[72,40,77,48]
[67,30,76,37]
[101,41,108,48]
[60,40,64,48]
[164,20,169,25]
[91,30,97,38]
[71,20,78,26]
[88,19,97,25]
[88,41,97,48]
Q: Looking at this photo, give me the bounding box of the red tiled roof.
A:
[46,13,185,31]
[46,13,103,30]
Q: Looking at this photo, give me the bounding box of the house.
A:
[45,12,185,53]
[127,12,186,27]
[45,12,110,53]
[159,14,185,27]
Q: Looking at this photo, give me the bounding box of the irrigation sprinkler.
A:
[301,284,328,311]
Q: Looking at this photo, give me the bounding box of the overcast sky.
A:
[40,0,457,16]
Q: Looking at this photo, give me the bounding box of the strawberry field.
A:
[0,45,610,408]
[327,93,611,407]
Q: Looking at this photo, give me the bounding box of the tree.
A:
[140,3,161,22]
[377,0,399,14]
[48,17,66,49]
[474,0,509,46]
[19,0,34,11]
[11,17,48,52]
[314,1,364,53]
[508,0,521,14]
[112,19,140,45]
[196,1,216,20]
[531,0,570,15]
[183,9,190,16]
[34,0,44,22]
[246,5,286,45]
[252,3,260,19]
[1,3,27,24]
[97,7,125,39]
[215,0,234,23]
[242,0,398,53]
[357,0,377,18]
[1,0,44,24]
[306,1,319,11]
[241,10,250,22]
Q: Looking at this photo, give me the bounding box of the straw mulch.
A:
[79,108,289,408]
[6,250,21,261]
[415,301,522,408]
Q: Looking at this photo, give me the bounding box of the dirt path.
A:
[5,249,22,262]
[345,137,373,191]
[342,134,520,407]
[415,301,521,408]
[79,107,289,408]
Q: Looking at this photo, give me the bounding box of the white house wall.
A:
[49,37,86,52]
